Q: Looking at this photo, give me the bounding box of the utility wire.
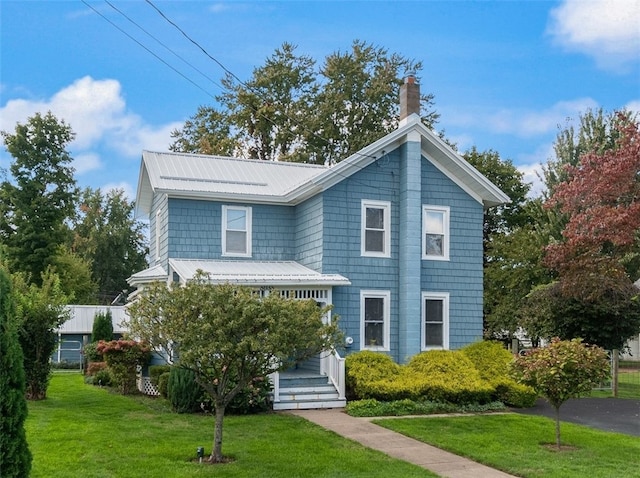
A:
[80,0,216,100]
[143,0,379,164]
[104,0,224,93]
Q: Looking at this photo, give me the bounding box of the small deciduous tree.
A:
[0,266,32,477]
[511,338,609,449]
[13,268,69,400]
[127,275,341,463]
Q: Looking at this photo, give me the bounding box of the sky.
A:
[1,0,639,201]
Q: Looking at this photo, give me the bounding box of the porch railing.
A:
[321,349,346,400]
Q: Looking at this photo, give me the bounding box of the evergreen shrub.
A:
[91,310,113,343]
[345,350,400,399]
[167,367,203,413]
[461,341,537,407]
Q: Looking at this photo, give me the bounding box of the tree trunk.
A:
[554,405,561,449]
[612,349,619,398]
[210,402,226,463]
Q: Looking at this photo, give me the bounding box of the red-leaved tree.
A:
[545,113,640,286]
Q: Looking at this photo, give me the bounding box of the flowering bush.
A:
[97,339,150,395]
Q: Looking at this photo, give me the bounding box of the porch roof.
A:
[169,259,351,287]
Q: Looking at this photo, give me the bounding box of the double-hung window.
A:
[361,200,391,257]
[360,290,390,351]
[222,205,252,257]
[421,292,449,350]
[422,205,449,260]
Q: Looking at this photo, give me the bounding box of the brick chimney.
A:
[399,72,420,123]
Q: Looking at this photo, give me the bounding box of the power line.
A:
[80,0,216,100]
[104,0,224,93]
[143,0,380,166]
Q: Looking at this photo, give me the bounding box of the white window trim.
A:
[222,205,252,257]
[421,291,450,350]
[361,199,391,258]
[360,290,391,351]
[422,205,450,261]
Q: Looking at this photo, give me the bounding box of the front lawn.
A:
[26,373,435,478]
[375,414,640,478]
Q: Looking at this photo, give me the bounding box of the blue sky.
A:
[1,0,639,199]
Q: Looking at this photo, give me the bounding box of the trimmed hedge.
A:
[461,341,537,408]
[345,346,535,407]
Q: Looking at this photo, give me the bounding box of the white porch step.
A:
[278,385,340,402]
[273,398,346,410]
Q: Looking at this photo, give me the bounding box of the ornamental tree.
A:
[511,338,609,448]
[96,339,150,395]
[13,268,69,400]
[545,112,640,283]
[127,275,341,463]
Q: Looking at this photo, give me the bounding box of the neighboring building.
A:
[53,305,126,365]
[128,76,509,408]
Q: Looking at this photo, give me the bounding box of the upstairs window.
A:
[422,292,449,350]
[422,206,449,260]
[361,200,391,258]
[222,205,252,257]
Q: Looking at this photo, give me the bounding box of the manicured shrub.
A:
[86,361,108,376]
[493,379,537,408]
[346,398,506,417]
[157,372,170,398]
[149,365,171,387]
[461,340,512,380]
[97,339,150,395]
[167,367,203,413]
[226,376,272,415]
[462,341,537,407]
[345,350,400,399]
[91,310,113,343]
[92,368,112,387]
[82,341,103,364]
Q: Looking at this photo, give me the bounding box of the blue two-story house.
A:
[128,77,509,409]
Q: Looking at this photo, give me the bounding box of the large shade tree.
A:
[71,188,148,304]
[0,112,78,285]
[127,275,341,463]
[170,41,438,165]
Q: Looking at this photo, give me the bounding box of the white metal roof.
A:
[135,114,509,217]
[57,305,128,334]
[127,264,167,287]
[169,259,351,287]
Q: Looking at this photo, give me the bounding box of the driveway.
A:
[513,397,640,437]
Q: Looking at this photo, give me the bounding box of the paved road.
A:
[513,397,640,436]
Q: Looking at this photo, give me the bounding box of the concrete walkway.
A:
[289,408,519,478]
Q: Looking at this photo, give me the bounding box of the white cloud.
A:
[485,98,599,137]
[0,76,178,176]
[548,0,640,71]
[625,100,640,116]
[100,181,136,202]
[74,152,103,175]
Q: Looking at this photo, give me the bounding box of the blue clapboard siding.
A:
[421,158,484,349]
[295,195,324,271]
[167,198,296,261]
[322,148,402,361]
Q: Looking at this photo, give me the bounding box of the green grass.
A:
[375,414,640,478]
[590,369,640,399]
[26,374,436,478]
